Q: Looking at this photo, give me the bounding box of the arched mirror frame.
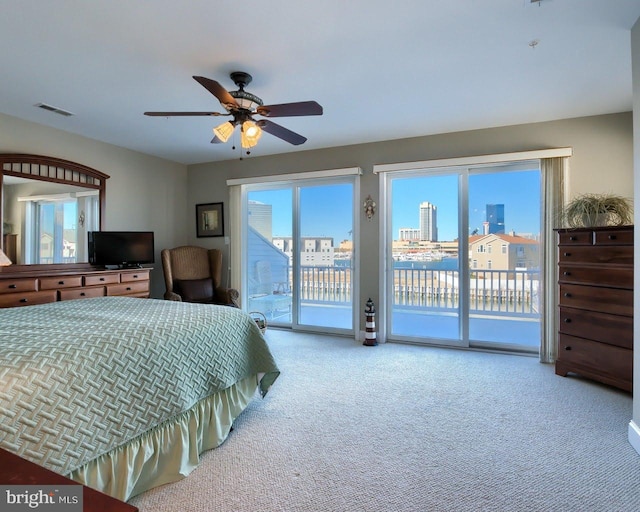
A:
[0,153,109,269]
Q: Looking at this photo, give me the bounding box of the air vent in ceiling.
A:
[34,103,74,117]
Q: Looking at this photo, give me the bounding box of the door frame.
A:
[375,148,572,350]
[231,167,361,338]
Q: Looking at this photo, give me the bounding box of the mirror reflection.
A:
[2,177,100,265]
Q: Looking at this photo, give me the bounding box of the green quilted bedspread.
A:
[0,297,279,475]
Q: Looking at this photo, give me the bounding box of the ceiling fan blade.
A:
[256,101,323,118]
[144,111,227,116]
[257,119,307,145]
[193,76,238,109]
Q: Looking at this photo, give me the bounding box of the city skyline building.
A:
[399,227,421,241]
[419,201,438,241]
[248,200,273,240]
[484,203,505,234]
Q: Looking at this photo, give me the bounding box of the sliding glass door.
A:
[298,183,354,330]
[389,172,463,345]
[386,161,542,352]
[243,177,355,334]
[246,186,293,326]
[467,168,541,351]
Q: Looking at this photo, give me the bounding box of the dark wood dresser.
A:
[0,264,150,308]
[555,226,633,392]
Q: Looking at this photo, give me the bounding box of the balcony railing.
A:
[295,264,540,316]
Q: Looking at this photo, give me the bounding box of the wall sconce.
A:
[363,195,376,220]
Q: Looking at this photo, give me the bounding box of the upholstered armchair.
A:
[161,246,239,307]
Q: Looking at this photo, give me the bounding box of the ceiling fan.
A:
[144,72,323,151]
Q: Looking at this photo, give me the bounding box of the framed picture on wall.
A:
[196,202,224,237]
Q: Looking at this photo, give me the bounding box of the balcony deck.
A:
[255,266,541,353]
[269,302,539,351]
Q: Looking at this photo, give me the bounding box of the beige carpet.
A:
[130,330,640,512]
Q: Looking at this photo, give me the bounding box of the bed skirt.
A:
[68,375,259,502]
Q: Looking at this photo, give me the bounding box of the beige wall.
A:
[188,112,634,330]
[0,113,188,298]
[0,109,633,339]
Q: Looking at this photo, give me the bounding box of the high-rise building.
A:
[419,201,438,241]
[399,228,421,241]
[485,204,505,234]
[248,200,272,240]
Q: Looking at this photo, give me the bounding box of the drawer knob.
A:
[9,284,17,289]
[563,252,571,257]
[569,236,576,241]
[564,293,572,298]
[609,235,617,240]
[19,298,28,303]
[100,277,105,281]
[565,346,572,351]
[80,292,86,297]
[58,281,65,285]
[126,287,132,291]
[563,271,571,276]
[563,318,572,323]
[133,275,138,278]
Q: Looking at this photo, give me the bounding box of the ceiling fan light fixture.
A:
[230,90,263,111]
[212,121,235,143]
[241,120,262,149]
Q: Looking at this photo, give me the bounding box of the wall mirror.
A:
[1,154,108,266]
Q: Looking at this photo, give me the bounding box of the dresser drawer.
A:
[39,275,83,290]
[593,228,634,246]
[559,284,633,316]
[120,270,150,283]
[558,264,632,288]
[59,286,106,301]
[0,278,37,294]
[106,281,149,296]
[559,306,632,349]
[558,245,632,265]
[558,231,592,245]
[0,290,57,308]
[84,273,120,286]
[557,333,632,390]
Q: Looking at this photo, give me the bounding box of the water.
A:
[335,257,458,271]
[394,258,458,271]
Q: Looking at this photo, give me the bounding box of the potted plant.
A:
[561,193,633,228]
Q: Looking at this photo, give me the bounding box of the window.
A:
[381,159,542,352]
[235,171,358,334]
[21,192,99,264]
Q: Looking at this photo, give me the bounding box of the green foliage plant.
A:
[562,193,633,228]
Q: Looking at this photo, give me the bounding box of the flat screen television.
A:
[88,231,154,268]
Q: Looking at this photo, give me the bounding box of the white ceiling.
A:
[1,0,639,165]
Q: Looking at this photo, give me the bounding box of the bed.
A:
[0,296,279,501]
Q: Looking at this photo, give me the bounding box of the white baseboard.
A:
[628,420,640,456]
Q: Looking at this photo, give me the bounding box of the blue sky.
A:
[40,202,78,233]
[249,168,540,243]
[392,169,541,241]
[250,184,354,242]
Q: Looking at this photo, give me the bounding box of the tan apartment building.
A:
[469,234,539,270]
